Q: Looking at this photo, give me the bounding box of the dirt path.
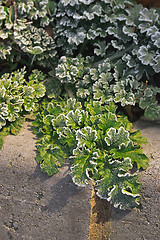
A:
[109,117,160,240]
[0,117,91,240]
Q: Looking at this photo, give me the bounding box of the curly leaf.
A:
[111,143,149,169]
[37,144,66,176]
[76,126,97,148]
[66,109,83,129]
[105,127,130,150]
[70,146,98,186]
[95,173,140,210]
[130,129,148,146]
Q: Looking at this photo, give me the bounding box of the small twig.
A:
[121,220,133,224]
[134,80,148,101]
[12,0,17,25]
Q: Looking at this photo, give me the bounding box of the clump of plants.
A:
[0,68,46,148]
[33,98,149,209]
[0,0,160,209]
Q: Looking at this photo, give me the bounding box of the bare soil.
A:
[0,116,91,240]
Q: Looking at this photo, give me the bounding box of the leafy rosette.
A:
[33,98,149,209]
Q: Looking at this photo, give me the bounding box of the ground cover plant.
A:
[0,68,46,148]
[0,0,160,209]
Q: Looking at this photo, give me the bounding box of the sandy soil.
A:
[0,117,91,240]
[0,116,160,240]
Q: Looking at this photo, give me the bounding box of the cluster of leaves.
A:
[0,67,46,148]
[33,98,149,209]
[55,55,160,119]
[52,0,160,119]
[56,0,160,75]
[0,0,57,71]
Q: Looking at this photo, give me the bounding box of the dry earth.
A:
[0,116,91,240]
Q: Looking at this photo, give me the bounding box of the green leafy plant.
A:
[55,55,160,119]
[0,67,46,148]
[33,98,149,209]
[0,0,57,72]
[53,0,160,119]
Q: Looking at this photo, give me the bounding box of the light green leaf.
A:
[95,157,140,210]
[130,130,148,146]
[66,109,82,129]
[26,46,43,55]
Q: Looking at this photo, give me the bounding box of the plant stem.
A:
[31,55,36,67]
[93,44,134,67]
[64,84,75,99]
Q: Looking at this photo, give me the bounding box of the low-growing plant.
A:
[0,0,57,72]
[33,98,149,209]
[53,0,160,119]
[0,67,46,148]
[54,55,160,119]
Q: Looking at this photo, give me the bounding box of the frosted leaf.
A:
[122,26,138,43]
[153,55,160,73]
[151,31,160,48]
[137,46,155,66]
[60,0,78,6]
[0,6,7,20]
[139,8,159,23]
[138,22,150,33]
[105,127,130,150]
[76,126,97,148]
[94,41,108,57]
[26,46,43,55]
[111,40,124,50]
[66,109,82,128]
[70,146,98,187]
[0,87,6,98]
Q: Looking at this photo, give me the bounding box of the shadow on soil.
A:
[44,175,81,213]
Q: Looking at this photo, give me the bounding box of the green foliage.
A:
[55,56,160,119]
[53,0,160,119]
[33,98,149,209]
[0,116,25,150]
[0,0,57,71]
[0,67,46,148]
